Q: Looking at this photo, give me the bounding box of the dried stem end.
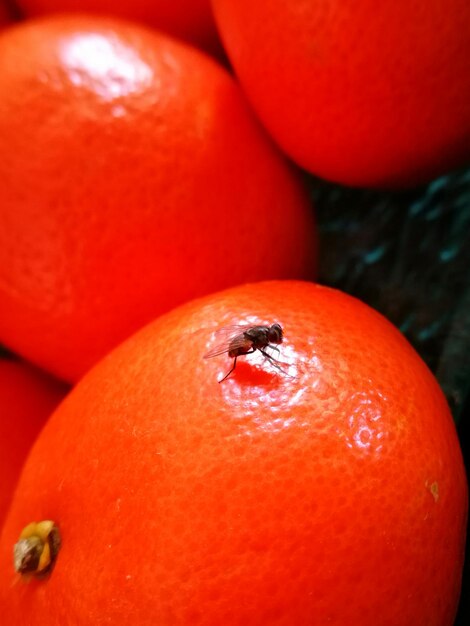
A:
[13,521,61,578]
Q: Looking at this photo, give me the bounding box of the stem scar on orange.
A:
[0,280,466,625]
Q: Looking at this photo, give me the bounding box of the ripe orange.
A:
[16,0,220,52]
[0,15,316,383]
[0,280,466,625]
[0,2,11,26]
[0,358,67,528]
[212,0,470,188]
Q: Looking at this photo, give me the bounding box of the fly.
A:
[204,322,287,383]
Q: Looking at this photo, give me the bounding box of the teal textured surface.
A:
[313,166,470,424]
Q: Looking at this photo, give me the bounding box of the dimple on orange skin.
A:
[0,15,316,382]
[0,281,466,625]
[212,0,470,188]
[13,520,61,578]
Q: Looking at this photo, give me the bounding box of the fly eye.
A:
[270,323,283,342]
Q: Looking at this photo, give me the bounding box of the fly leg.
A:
[259,348,292,377]
[218,349,255,383]
[219,357,237,383]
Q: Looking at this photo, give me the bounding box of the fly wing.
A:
[203,325,252,359]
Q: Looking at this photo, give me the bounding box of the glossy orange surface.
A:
[213,0,470,187]
[0,16,315,382]
[0,281,466,625]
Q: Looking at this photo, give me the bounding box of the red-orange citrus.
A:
[0,15,316,383]
[213,0,470,188]
[0,358,67,528]
[0,1,11,26]
[16,0,220,52]
[0,280,466,625]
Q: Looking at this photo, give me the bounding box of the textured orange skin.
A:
[0,16,316,382]
[0,281,467,625]
[212,0,470,188]
[17,0,220,52]
[0,359,67,528]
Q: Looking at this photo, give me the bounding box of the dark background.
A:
[311,165,470,624]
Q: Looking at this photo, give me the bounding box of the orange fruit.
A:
[212,0,470,188]
[16,0,220,52]
[0,2,11,26]
[0,15,316,383]
[0,358,67,528]
[0,280,466,625]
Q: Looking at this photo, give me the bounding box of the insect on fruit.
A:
[204,322,287,382]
